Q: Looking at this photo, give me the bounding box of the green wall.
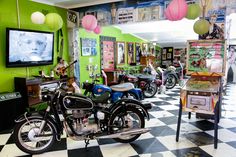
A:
[0,0,68,92]
[79,26,147,84]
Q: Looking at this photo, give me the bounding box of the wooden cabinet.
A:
[14,77,65,107]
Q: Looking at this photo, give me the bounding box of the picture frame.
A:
[116,41,125,65]
[142,43,148,56]
[135,43,142,64]
[127,42,135,64]
[81,38,97,56]
[167,52,172,59]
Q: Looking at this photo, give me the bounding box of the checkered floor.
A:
[1,84,236,157]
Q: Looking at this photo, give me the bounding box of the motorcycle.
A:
[84,71,144,102]
[117,73,161,98]
[13,82,151,154]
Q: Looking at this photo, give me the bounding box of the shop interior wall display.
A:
[78,26,146,84]
[0,0,68,93]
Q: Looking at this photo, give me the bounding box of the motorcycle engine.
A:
[65,110,99,135]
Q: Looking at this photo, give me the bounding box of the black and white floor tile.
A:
[1,84,236,157]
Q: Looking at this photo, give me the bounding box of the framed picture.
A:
[162,49,166,60]
[127,42,134,64]
[116,42,125,65]
[142,43,148,55]
[100,36,116,72]
[81,38,97,56]
[135,43,142,64]
[167,52,172,59]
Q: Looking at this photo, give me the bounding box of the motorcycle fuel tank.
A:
[92,84,112,95]
[63,94,94,110]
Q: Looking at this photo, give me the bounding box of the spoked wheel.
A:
[13,117,56,154]
[109,106,145,143]
[165,74,177,89]
[143,82,158,98]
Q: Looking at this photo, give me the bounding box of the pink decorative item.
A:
[94,25,102,34]
[82,15,97,31]
[165,0,188,21]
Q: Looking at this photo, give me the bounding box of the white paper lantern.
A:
[31,11,45,24]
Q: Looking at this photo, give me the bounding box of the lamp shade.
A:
[45,13,63,31]
[186,3,201,20]
[94,25,102,34]
[82,15,97,31]
[31,11,45,24]
[193,19,210,35]
[165,0,188,21]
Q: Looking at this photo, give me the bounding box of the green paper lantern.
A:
[193,19,210,35]
[45,13,63,31]
[186,4,201,20]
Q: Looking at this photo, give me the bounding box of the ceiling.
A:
[32,0,124,8]
[115,18,199,48]
[32,0,236,48]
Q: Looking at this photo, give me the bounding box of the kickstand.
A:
[84,139,90,150]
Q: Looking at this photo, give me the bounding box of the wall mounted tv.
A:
[6,28,54,67]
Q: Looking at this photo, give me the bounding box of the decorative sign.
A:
[187,40,226,75]
[101,39,115,71]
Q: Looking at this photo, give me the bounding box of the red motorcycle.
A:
[117,73,162,98]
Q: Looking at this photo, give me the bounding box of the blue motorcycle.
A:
[82,80,143,103]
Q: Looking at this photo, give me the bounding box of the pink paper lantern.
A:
[82,15,97,31]
[165,0,188,21]
[94,25,102,34]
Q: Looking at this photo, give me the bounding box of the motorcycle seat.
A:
[136,74,155,81]
[110,83,134,92]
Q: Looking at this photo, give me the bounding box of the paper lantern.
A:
[165,0,188,21]
[186,4,201,20]
[45,13,63,31]
[82,15,97,31]
[94,25,102,34]
[193,19,210,35]
[31,11,45,24]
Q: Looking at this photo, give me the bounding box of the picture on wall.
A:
[162,49,166,60]
[127,42,134,64]
[167,52,172,59]
[81,38,97,56]
[135,43,142,64]
[142,43,148,56]
[102,40,115,71]
[227,45,236,82]
[116,42,125,65]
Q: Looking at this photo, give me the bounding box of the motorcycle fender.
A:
[109,98,150,120]
[15,111,61,138]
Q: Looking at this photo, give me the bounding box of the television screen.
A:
[6,28,54,67]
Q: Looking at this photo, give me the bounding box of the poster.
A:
[199,0,226,40]
[136,5,160,22]
[187,40,226,75]
[116,42,125,65]
[136,43,142,64]
[116,7,135,24]
[81,38,97,56]
[227,45,236,82]
[102,41,115,71]
[127,42,135,64]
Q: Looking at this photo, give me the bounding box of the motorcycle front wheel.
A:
[165,74,177,89]
[13,116,56,154]
[109,106,145,143]
[143,82,158,98]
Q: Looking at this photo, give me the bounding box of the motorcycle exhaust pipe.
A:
[97,128,150,139]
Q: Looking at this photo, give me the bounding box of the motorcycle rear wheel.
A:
[121,91,139,100]
[109,106,145,143]
[143,82,158,98]
[13,116,56,154]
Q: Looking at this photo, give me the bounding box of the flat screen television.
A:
[6,28,54,67]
